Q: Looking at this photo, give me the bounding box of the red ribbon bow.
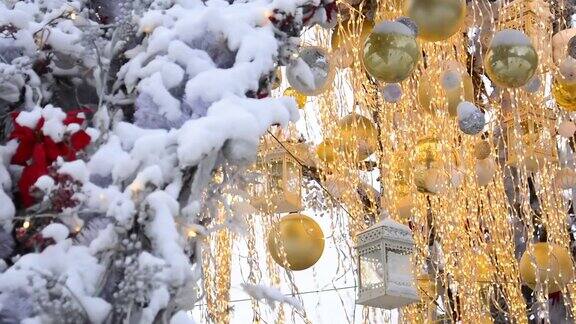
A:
[10,109,91,207]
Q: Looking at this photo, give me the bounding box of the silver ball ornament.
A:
[286,46,334,96]
[523,76,541,93]
[396,17,419,37]
[381,83,403,103]
[457,101,485,135]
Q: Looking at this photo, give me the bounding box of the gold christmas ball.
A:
[332,20,374,50]
[316,140,339,164]
[553,77,576,112]
[363,21,420,83]
[414,137,441,166]
[484,30,538,88]
[405,0,466,42]
[519,242,574,293]
[418,66,474,115]
[267,213,325,271]
[283,87,307,109]
[474,141,492,160]
[338,113,378,161]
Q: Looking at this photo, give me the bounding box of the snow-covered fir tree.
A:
[0,0,336,322]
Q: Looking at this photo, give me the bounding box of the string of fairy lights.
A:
[197,0,576,323]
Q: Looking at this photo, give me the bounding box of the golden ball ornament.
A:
[338,113,378,161]
[484,30,539,88]
[405,0,466,42]
[519,242,574,293]
[414,137,442,166]
[283,87,307,109]
[316,140,338,164]
[553,77,576,112]
[267,213,325,271]
[418,65,474,115]
[363,21,420,83]
[474,141,492,160]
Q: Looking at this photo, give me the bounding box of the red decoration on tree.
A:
[9,109,91,207]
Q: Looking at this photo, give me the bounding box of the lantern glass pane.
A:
[284,158,300,193]
[386,248,415,293]
[359,249,384,289]
[269,159,283,194]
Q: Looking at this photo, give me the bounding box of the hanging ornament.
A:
[440,70,462,91]
[474,141,491,160]
[363,21,420,83]
[553,78,576,112]
[414,137,441,166]
[484,30,538,88]
[283,87,307,109]
[519,243,574,294]
[395,194,414,220]
[405,0,466,42]
[568,35,576,59]
[558,120,576,138]
[331,20,374,69]
[286,46,335,96]
[267,213,325,271]
[316,139,338,164]
[338,113,378,161]
[457,101,485,135]
[559,57,576,82]
[475,158,496,187]
[523,76,541,93]
[415,167,448,194]
[418,63,474,116]
[395,17,418,37]
[554,167,576,190]
[381,83,403,103]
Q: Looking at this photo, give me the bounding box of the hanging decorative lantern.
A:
[362,21,420,83]
[519,242,574,293]
[502,107,556,172]
[405,0,466,42]
[267,213,325,271]
[250,142,312,214]
[484,30,539,89]
[355,218,419,309]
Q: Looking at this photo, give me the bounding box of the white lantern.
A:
[356,218,419,309]
[250,142,314,214]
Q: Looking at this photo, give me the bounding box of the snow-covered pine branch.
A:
[0,0,335,322]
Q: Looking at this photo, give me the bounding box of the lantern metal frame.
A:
[250,142,313,214]
[355,218,419,309]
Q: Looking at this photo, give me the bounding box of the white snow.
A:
[41,223,70,242]
[15,108,42,128]
[490,29,532,47]
[58,160,89,183]
[241,283,303,310]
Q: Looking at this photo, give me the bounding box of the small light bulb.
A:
[23,219,30,229]
[187,229,197,238]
